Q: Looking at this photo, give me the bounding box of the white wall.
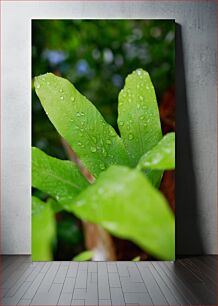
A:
[1,1,217,254]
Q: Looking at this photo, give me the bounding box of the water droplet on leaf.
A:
[91,147,97,152]
[110,130,116,137]
[100,163,105,170]
[136,69,142,75]
[128,134,134,140]
[102,149,107,157]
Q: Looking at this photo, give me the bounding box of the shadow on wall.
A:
[176,24,205,256]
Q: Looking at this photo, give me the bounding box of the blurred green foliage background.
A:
[32,20,175,260]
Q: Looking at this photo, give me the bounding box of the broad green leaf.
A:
[70,166,175,260]
[32,147,89,210]
[34,73,130,178]
[32,196,56,261]
[118,69,162,165]
[138,132,175,170]
[73,250,94,261]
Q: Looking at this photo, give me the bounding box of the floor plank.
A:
[137,263,169,305]
[0,255,216,305]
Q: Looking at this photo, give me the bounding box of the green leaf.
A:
[48,198,63,213]
[138,132,175,170]
[118,69,162,166]
[32,196,56,261]
[32,147,89,210]
[146,169,163,188]
[70,166,175,260]
[132,256,140,262]
[73,250,94,261]
[34,73,130,178]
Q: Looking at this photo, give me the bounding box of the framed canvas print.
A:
[31,19,175,261]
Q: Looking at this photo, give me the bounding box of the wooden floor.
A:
[0,256,216,305]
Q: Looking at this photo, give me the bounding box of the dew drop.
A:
[119,121,124,126]
[78,142,82,146]
[59,89,63,93]
[71,96,75,101]
[140,115,144,120]
[60,96,64,100]
[80,112,85,116]
[110,130,116,137]
[102,149,108,157]
[91,146,97,152]
[128,134,134,140]
[139,96,143,101]
[100,163,105,170]
[136,69,142,76]
[137,104,140,109]
[106,140,112,145]
[35,83,40,89]
[76,112,80,117]
[47,81,50,85]
[92,136,97,144]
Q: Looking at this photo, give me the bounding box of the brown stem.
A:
[61,138,116,260]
